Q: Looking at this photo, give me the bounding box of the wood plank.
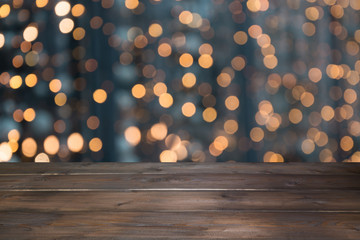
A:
[0,211,359,239]
[1,173,359,190]
[0,190,359,212]
[1,163,360,175]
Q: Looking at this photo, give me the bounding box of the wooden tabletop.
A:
[1,163,360,239]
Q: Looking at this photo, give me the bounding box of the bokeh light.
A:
[0,0,359,163]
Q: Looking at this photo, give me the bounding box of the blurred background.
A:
[0,0,360,163]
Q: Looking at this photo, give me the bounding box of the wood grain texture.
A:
[1,173,360,190]
[1,190,360,212]
[0,211,360,239]
[1,162,360,175]
[0,163,359,239]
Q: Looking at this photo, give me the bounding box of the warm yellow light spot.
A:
[148,23,163,38]
[350,0,360,10]
[179,53,193,68]
[182,102,196,117]
[258,100,273,116]
[247,0,261,12]
[213,136,228,151]
[263,152,284,162]
[23,108,36,122]
[308,68,322,82]
[231,56,246,71]
[59,18,74,34]
[153,82,167,96]
[188,13,202,28]
[283,73,297,89]
[225,96,239,111]
[8,129,20,142]
[9,75,22,89]
[224,119,238,134]
[302,139,315,154]
[132,84,146,99]
[321,105,334,121]
[356,30,360,44]
[320,149,334,162]
[323,0,336,6]
[55,1,71,16]
[302,22,316,36]
[19,41,30,52]
[305,7,320,21]
[0,33,4,48]
[0,4,10,18]
[209,142,223,157]
[125,0,139,9]
[288,108,303,124]
[43,135,60,155]
[160,150,177,162]
[35,153,50,163]
[25,51,39,67]
[300,92,314,107]
[8,140,18,153]
[217,73,232,87]
[256,34,271,48]
[263,55,278,69]
[22,138,37,158]
[0,142,12,162]
[176,142,188,160]
[179,10,193,24]
[203,107,217,122]
[134,35,148,48]
[248,24,262,38]
[150,123,168,141]
[340,136,353,152]
[54,93,67,106]
[67,132,84,152]
[93,89,107,104]
[159,93,173,108]
[250,127,264,142]
[314,131,328,147]
[330,5,344,19]
[165,134,181,150]
[344,89,357,104]
[199,43,213,55]
[182,72,196,88]
[89,138,102,152]
[36,0,48,8]
[346,41,359,56]
[326,64,341,79]
[346,71,359,85]
[12,55,23,68]
[198,54,213,69]
[266,114,281,132]
[350,152,360,162]
[267,73,281,89]
[261,44,275,56]
[73,27,85,40]
[49,79,62,93]
[340,104,353,120]
[87,116,100,130]
[233,31,248,45]
[124,126,141,146]
[13,109,23,122]
[72,4,85,17]
[25,74,37,87]
[255,112,267,126]
[158,43,172,57]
